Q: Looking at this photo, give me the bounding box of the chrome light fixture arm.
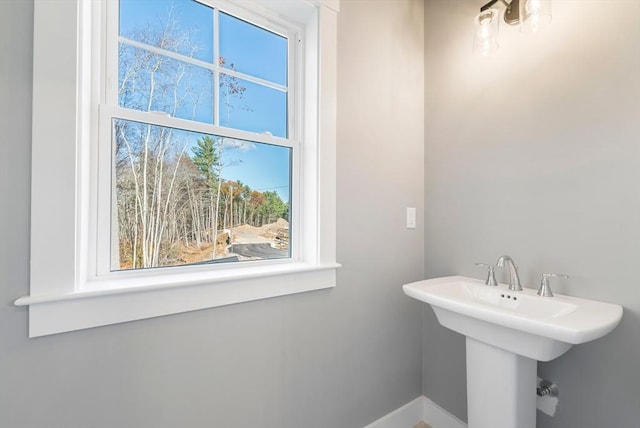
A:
[480,0,521,25]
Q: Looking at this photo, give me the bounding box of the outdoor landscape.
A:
[112,0,291,271]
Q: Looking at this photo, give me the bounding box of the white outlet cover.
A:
[406,207,416,229]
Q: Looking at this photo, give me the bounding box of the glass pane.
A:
[219,75,287,138]
[219,12,287,86]
[112,118,291,271]
[119,43,214,124]
[119,0,214,63]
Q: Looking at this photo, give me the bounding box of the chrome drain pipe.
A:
[537,380,559,397]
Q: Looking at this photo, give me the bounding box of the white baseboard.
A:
[364,396,467,428]
[363,397,424,428]
[421,396,467,428]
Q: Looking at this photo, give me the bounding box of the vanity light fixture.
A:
[473,0,552,56]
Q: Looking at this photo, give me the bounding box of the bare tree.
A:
[115,4,205,268]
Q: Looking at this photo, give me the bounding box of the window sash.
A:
[105,0,299,137]
[95,105,302,278]
[99,0,303,276]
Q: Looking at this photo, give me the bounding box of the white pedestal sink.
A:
[403,276,623,428]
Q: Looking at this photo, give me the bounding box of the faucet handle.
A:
[475,263,498,286]
[537,273,569,297]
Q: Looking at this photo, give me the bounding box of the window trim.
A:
[101,0,302,275]
[16,0,339,337]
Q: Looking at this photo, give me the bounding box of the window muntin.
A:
[111,0,294,272]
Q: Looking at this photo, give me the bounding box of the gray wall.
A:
[0,1,424,427]
[423,0,640,426]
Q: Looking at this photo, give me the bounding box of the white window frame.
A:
[16,0,340,337]
[98,0,300,277]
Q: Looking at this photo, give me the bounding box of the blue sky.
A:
[119,0,290,201]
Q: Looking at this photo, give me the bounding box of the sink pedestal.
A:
[466,337,537,428]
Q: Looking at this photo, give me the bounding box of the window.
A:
[17,0,339,337]
[108,0,293,271]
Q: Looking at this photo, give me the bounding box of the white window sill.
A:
[15,262,340,337]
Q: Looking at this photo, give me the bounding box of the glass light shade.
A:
[473,9,499,57]
[519,0,552,33]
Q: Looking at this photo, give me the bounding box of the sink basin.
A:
[403,275,623,428]
[403,275,623,361]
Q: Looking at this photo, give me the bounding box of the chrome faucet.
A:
[496,255,523,291]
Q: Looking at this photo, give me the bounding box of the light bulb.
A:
[520,0,552,34]
[527,0,542,13]
[473,9,499,56]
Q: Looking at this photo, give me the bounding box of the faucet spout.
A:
[496,255,523,291]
